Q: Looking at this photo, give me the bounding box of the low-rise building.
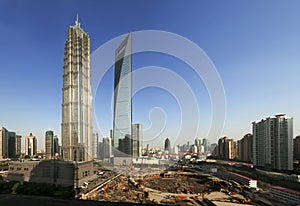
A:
[218,170,257,188]
[269,186,300,205]
[7,160,96,188]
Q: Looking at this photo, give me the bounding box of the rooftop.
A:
[271,185,300,196]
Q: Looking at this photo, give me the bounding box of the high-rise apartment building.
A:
[132,124,142,157]
[8,131,16,158]
[0,127,8,159]
[61,16,93,162]
[16,135,22,156]
[113,33,132,158]
[25,133,37,157]
[45,130,54,159]
[294,136,300,160]
[237,133,253,162]
[253,114,293,170]
[217,136,235,160]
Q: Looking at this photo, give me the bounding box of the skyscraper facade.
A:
[202,138,208,153]
[8,131,16,158]
[45,130,54,159]
[294,135,300,160]
[103,137,112,160]
[132,124,142,157]
[15,135,22,156]
[164,138,171,152]
[195,137,201,152]
[61,17,93,162]
[92,133,99,159]
[253,114,293,170]
[113,33,132,157]
[217,136,235,160]
[0,127,8,159]
[237,133,253,162]
[53,136,59,156]
[25,133,37,157]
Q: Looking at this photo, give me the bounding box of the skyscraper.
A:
[25,133,37,157]
[202,138,208,153]
[0,127,8,159]
[113,33,132,158]
[45,130,54,159]
[217,136,235,160]
[195,137,201,152]
[92,133,99,159]
[253,114,293,170]
[164,138,171,153]
[103,137,112,160]
[61,16,93,162]
[15,135,22,156]
[294,136,300,161]
[237,133,253,162]
[8,131,16,158]
[132,124,142,157]
[53,135,59,156]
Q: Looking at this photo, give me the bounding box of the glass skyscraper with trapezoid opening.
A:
[113,33,132,158]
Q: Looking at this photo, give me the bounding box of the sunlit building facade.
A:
[16,135,22,156]
[92,133,99,159]
[61,16,93,162]
[253,114,293,170]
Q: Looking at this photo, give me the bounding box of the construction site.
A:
[83,166,254,205]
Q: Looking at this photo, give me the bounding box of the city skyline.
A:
[0,1,300,150]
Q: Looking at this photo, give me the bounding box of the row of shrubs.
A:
[0,181,75,198]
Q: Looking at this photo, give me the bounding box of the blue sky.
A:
[0,0,299,150]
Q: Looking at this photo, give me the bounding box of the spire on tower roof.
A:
[75,13,80,27]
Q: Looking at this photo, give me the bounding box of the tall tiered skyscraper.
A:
[253,114,293,170]
[113,33,132,158]
[61,16,93,162]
